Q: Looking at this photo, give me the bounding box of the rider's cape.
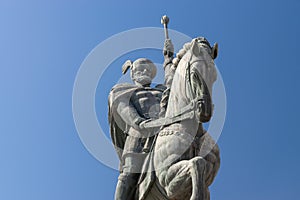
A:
[108,83,139,170]
[108,83,166,165]
[108,83,165,199]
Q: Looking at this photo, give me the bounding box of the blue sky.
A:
[1,0,300,199]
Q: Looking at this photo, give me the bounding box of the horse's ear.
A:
[212,43,218,59]
[191,40,200,57]
[122,60,132,74]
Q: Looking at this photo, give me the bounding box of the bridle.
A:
[142,46,212,129]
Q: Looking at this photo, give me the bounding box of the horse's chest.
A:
[154,129,195,169]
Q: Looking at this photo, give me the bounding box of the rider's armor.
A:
[121,86,163,157]
[114,86,164,200]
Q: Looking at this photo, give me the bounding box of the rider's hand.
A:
[132,117,145,130]
[139,119,152,129]
[163,39,174,57]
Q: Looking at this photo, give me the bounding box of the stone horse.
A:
[138,38,220,200]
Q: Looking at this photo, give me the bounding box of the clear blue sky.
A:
[1,0,300,199]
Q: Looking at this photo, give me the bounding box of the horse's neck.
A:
[164,55,192,118]
[165,91,190,118]
[162,49,209,139]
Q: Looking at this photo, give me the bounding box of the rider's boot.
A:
[114,173,139,200]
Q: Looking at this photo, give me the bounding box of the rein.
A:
[142,96,202,128]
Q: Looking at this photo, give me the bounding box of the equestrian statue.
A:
[108,15,220,200]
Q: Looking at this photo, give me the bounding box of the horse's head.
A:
[184,37,218,96]
[166,37,218,122]
[187,37,218,122]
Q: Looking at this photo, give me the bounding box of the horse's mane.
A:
[172,37,213,68]
[172,41,192,68]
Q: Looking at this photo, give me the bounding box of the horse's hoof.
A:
[190,194,199,200]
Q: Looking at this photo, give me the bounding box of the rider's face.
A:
[132,64,153,86]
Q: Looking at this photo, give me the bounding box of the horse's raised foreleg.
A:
[189,157,207,200]
[159,160,191,199]
[158,156,207,200]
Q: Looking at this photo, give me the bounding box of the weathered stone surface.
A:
[108,16,220,200]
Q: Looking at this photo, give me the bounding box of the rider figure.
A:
[109,39,174,200]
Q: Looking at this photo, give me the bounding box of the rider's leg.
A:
[115,172,139,200]
[114,153,146,200]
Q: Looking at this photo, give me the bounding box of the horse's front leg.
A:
[189,156,207,200]
[156,160,193,200]
[158,157,208,200]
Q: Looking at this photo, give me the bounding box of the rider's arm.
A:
[163,39,175,87]
[117,101,144,130]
